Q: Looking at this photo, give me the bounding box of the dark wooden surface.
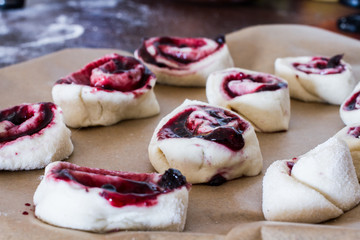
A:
[0,0,359,68]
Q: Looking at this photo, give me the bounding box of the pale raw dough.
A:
[0,103,73,170]
[340,82,360,126]
[134,37,234,87]
[148,99,263,184]
[263,137,360,223]
[33,161,190,232]
[206,67,290,132]
[275,56,357,105]
[335,125,360,180]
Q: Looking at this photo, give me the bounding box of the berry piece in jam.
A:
[158,168,187,190]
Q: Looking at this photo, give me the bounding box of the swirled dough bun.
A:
[263,137,360,223]
[134,36,234,87]
[0,102,73,170]
[33,161,190,232]
[335,125,360,180]
[340,82,360,126]
[148,99,263,185]
[275,54,357,105]
[52,53,160,128]
[206,67,290,132]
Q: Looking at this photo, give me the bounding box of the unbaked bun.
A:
[148,99,263,185]
[134,36,234,87]
[0,102,73,170]
[275,54,357,105]
[34,161,190,232]
[52,53,160,128]
[263,137,360,223]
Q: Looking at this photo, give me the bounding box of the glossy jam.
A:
[0,102,54,143]
[137,36,225,68]
[292,55,345,75]
[51,163,189,208]
[207,174,227,186]
[222,72,287,98]
[157,105,248,151]
[343,91,360,111]
[348,126,360,138]
[56,54,153,92]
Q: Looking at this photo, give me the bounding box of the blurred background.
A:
[0,0,359,68]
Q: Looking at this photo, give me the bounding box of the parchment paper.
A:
[1,24,360,239]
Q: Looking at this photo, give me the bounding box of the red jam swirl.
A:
[222,72,287,98]
[348,126,360,138]
[56,54,154,92]
[50,162,189,208]
[0,102,55,144]
[136,36,225,69]
[292,54,345,75]
[286,158,297,176]
[157,104,248,151]
[343,91,360,111]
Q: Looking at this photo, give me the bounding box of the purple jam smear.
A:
[136,36,225,68]
[348,126,360,138]
[157,105,248,151]
[207,174,227,186]
[222,72,287,98]
[343,91,360,111]
[292,54,346,75]
[0,102,54,143]
[286,158,297,176]
[56,54,154,92]
[50,162,189,208]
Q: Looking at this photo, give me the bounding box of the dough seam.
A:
[289,170,340,210]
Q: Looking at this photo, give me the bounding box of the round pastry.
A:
[33,161,190,232]
[52,53,160,128]
[134,36,234,87]
[340,82,360,125]
[275,54,357,105]
[206,67,290,132]
[148,99,263,185]
[335,124,360,180]
[263,137,360,223]
[0,102,73,170]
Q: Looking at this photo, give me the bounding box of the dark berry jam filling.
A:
[343,91,360,111]
[292,54,345,75]
[50,162,189,208]
[286,158,297,176]
[136,36,225,69]
[348,126,360,138]
[222,72,287,98]
[56,54,154,92]
[0,102,55,144]
[157,105,248,151]
[207,174,227,186]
